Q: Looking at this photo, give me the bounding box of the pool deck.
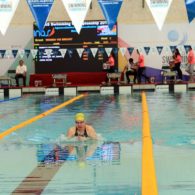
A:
[0,82,195,98]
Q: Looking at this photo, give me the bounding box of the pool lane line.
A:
[0,96,21,103]
[0,94,87,140]
[141,92,158,195]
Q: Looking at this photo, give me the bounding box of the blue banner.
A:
[185,0,195,22]
[98,0,123,30]
[27,0,54,31]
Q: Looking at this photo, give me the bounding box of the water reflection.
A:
[37,141,121,165]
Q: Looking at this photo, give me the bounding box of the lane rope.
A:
[0,94,87,140]
[141,92,158,195]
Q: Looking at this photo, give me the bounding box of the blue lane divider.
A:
[0,96,21,103]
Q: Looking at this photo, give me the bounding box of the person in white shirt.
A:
[15,60,27,86]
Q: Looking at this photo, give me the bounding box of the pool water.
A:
[0,92,195,195]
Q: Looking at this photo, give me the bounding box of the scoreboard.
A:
[34,20,118,73]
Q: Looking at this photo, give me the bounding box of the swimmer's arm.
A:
[87,126,98,140]
[66,127,75,138]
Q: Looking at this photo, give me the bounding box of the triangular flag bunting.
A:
[25,49,31,58]
[59,49,67,58]
[67,49,74,58]
[120,47,126,56]
[185,0,195,23]
[177,45,185,54]
[146,0,173,30]
[5,50,13,58]
[12,50,18,58]
[0,50,6,58]
[77,48,84,58]
[113,47,118,55]
[105,48,113,57]
[98,0,123,30]
[127,47,134,56]
[184,45,191,54]
[27,0,54,31]
[144,47,150,55]
[156,46,163,55]
[18,49,25,58]
[0,0,20,35]
[31,49,38,58]
[91,48,98,58]
[61,0,91,34]
[170,46,177,54]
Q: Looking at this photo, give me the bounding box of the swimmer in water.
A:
[66,113,97,141]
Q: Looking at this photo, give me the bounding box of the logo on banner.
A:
[0,0,12,12]
[98,0,123,30]
[27,0,54,31]
[146,0,173,30]
[33,27,55,37]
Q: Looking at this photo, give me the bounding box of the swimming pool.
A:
[0,92,195,195]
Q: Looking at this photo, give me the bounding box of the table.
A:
[0,76,12,87]
[107,72,121,85]
[162,71,177,84]
[52,74,67,86]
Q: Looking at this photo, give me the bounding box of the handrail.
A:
[141,92,158,195]
[0,94,87,139]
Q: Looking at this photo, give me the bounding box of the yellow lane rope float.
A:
[0,94,86,140]
[141,92,158,195]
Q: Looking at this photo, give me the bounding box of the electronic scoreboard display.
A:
[33,20,118,73]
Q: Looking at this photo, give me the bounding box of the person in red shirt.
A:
[186,46,195,82]
[136,49,150,83]
[106,52,115,73]
[172,48,183,80]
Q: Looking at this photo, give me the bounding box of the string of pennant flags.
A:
[0,0,195,36]
[0,45,194,59]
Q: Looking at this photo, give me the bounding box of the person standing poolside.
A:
[66,113,97,141]
[136,49,150,83]
[172,48,182,81]
[186,46,195,82]
[105,52,115,73]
